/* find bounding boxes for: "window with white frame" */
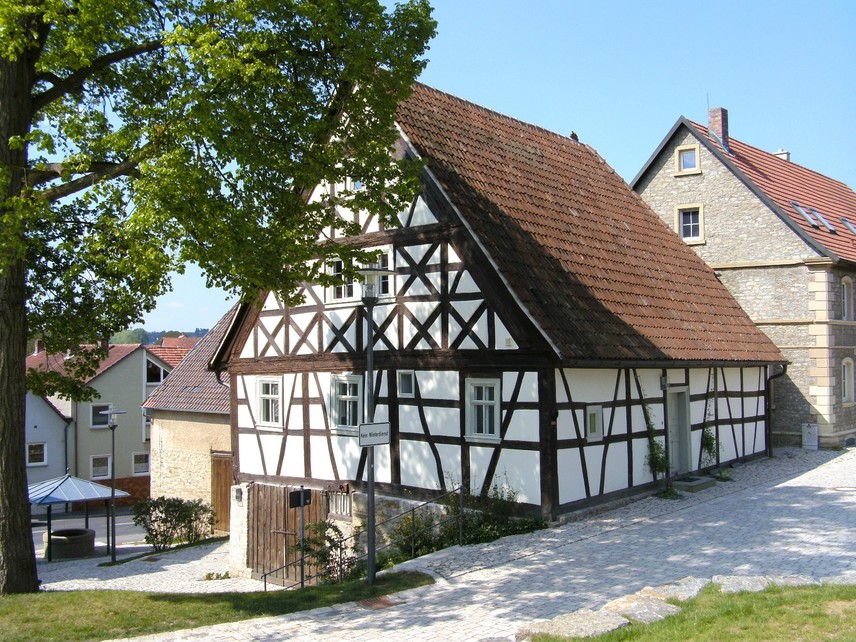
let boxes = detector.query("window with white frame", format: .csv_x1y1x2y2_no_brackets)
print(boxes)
378,252,392,296
675,144,701,175
258,379,281,426
329,259,355,301
331,375,363,431
843,358,854,404
466,378,500,440
586,405,604,442
675,205,704,244
91,454,111,480
398,370,415,398
132,452,150,476
842,277,853,321
146,359,167,384
91,403,111,429
27,443,47,467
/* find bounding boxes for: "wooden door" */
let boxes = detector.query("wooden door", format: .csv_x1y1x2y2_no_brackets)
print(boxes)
248,483,329,586
210,452,233,533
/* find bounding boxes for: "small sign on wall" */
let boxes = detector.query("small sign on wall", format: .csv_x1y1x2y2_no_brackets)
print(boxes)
288,488,312,508
359,422,391,447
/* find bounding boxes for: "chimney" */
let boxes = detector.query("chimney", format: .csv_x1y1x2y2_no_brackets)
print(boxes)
100,336,110,351
708,107,729,148
774,149,791,162
33,339,44,356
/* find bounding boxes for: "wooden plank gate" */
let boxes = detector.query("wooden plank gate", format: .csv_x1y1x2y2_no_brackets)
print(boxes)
248,483,329,586
210,452,233,534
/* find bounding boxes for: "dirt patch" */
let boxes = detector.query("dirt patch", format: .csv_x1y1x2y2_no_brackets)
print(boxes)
824,600,856,617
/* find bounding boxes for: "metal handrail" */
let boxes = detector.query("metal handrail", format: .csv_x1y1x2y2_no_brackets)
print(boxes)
262,486,464,591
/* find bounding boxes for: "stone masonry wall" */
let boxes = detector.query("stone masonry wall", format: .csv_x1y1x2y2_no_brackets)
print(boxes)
149,411,231,502
634,128,856,445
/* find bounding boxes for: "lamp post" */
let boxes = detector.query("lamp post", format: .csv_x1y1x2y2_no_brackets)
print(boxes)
357,264,393,585
102,408,126,563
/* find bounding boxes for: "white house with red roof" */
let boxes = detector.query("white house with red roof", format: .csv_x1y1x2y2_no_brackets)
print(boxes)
210,84,785,582
26,342,193,500
633,108,856,448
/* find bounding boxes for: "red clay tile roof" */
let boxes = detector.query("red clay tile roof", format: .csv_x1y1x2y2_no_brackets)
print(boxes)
395,84,783,364
686,119,856,263
26,344,144,382
143,306,236,414
161,336,202,349
148,345,194,367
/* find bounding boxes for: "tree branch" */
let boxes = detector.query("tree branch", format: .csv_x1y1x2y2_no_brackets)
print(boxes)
31,39,164,113
38,157,141,202
25,162,135,188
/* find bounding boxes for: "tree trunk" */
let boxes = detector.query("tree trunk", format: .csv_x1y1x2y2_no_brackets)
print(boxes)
0,49,40,594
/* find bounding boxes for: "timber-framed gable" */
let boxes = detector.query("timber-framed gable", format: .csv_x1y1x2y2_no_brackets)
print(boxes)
219,84,785,580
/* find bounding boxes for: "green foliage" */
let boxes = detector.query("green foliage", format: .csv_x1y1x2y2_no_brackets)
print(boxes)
2,0,436,397
646,437,669,479
388,508,440,562
1,0,436,593
386,483,546,565
701,426,718,468
110,327,151,344
291,520,357,584
131,496,215,551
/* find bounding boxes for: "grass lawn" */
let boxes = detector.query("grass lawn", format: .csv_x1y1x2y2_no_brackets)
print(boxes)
534,584,856,642
0,571,432,642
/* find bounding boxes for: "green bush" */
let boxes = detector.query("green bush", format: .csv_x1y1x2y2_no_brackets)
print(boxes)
292,521,358,584
437,483,545,547
389,509,439,560
131,496,215,551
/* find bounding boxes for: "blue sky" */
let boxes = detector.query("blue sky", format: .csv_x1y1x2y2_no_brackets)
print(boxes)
143,0,856,331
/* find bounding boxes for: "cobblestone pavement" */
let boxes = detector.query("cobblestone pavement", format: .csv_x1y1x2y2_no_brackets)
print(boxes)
39,447,856,641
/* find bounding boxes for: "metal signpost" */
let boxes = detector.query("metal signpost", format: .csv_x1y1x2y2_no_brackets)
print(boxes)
357,264,393,585
289,486,311,588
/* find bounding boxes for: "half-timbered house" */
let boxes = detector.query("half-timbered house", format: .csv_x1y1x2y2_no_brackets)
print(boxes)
212,84,785,579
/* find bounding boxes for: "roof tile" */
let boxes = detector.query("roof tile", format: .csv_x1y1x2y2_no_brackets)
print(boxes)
396,84,783,364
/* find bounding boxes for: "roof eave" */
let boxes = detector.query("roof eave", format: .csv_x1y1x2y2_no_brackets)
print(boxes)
208,303,249,373
629,116,690,188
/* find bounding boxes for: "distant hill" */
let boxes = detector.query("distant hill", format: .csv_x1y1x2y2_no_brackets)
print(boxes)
111,328,210,345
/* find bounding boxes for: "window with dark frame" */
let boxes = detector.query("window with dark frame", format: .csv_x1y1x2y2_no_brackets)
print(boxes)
91,403,111,428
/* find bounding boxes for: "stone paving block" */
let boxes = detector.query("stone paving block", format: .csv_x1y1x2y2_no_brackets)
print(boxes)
766,574,820,587
600,594,682,624
516,609,628,641
637,575,710,601
712,574,771,593
821,573,856,585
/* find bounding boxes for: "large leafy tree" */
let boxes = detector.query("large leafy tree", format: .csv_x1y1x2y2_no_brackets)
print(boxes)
0,0,434,594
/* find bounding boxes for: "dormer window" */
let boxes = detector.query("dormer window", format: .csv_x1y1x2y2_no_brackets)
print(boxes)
675,144,701,176
791,202,819,228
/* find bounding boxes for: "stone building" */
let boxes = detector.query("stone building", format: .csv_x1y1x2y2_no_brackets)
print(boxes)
143,306,236,531
632,108,856,447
